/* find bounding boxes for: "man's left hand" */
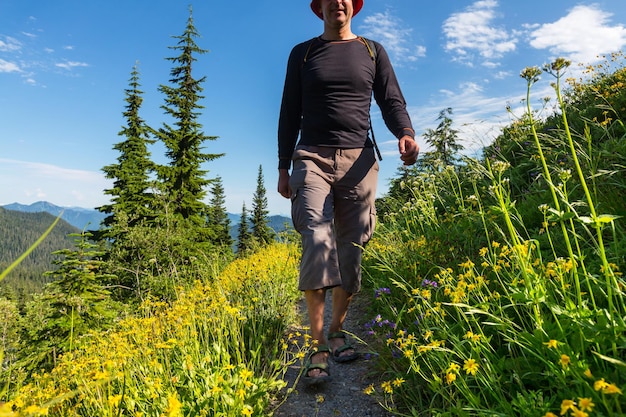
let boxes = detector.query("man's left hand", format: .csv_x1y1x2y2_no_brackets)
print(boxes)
399,136,419,166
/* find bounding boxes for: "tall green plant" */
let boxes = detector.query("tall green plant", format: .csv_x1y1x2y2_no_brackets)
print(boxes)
361,57,626,416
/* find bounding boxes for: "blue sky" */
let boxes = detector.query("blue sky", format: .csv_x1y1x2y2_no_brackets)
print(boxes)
1,1,625,215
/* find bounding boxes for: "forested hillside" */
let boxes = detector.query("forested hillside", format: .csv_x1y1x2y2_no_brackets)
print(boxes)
0,207,78,296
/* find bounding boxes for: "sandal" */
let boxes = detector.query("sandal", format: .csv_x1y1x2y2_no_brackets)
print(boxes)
302,345,332,385
328,332,359,363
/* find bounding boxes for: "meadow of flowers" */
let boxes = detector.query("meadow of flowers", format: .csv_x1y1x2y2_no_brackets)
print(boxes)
360,57,625,416
1,243,302,416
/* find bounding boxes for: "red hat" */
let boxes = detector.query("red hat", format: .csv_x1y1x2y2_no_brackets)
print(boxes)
310,0,364,20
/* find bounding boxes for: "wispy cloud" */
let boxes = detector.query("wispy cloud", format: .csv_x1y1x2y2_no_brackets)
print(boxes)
0,159,110,208
0,35,22,52
528,4,626,64
443,0,517,67
358,10,427,65
55,60,89,71
0,58,21,73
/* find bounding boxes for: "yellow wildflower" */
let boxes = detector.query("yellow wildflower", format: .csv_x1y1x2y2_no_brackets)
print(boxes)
583,368,593,379
544,339,558,349
392,377,406,387
445,372,457,384
571,407,588,417
463,358,479,375
603,383,623,395
241,405,253,417
316,394,325,403
560,354,571,369
578,397,594,412
239,368,254,380
165,393,182,417
381,380,393,394
543,413,557,417
236,389,246,400
108,394,123,408
447,363,460,374
560,399,575,415
23,405,47,416
363,384,375,395
594,378,608,391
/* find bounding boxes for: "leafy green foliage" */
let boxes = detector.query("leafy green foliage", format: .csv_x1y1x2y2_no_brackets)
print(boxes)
363,55,626,416
19,232,120,375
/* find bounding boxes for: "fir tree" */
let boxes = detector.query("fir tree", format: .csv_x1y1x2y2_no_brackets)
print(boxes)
251,165,274,245
22,232,119,373
155,7,223,226
236,202,253,255
207,176,233,249
421,107,463,170
98,64,156,242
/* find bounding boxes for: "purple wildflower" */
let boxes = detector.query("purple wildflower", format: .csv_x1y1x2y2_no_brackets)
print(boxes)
374,287,391,299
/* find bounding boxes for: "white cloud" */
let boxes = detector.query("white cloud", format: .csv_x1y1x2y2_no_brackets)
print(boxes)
359,11,427,65
528,4,626,64
443,0,517,66
0,59,20,73
0,35,22,52
55,60,89,70
0,159,111,208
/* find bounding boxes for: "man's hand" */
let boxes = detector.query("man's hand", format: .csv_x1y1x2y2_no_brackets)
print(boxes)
399,136,419,166
278,169,292,199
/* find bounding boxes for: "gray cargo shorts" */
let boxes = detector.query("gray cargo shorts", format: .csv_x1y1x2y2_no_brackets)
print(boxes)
289,145,378,294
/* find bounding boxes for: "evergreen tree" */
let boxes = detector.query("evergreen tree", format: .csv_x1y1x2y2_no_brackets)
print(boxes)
155,7,223,227
98,64,156,242
21,232,119,373
207,176,233,249
421,108,464,170
251,165,274,245
236,202,253,255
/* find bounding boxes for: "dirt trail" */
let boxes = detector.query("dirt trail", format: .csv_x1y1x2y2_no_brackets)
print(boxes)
272,290,392,417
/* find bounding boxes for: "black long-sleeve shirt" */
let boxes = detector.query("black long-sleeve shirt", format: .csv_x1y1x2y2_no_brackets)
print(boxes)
278,36,414,170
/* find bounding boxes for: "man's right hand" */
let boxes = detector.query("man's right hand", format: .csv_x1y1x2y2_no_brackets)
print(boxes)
278,169,292,199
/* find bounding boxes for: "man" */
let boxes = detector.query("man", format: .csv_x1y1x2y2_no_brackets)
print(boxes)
277,0,419,384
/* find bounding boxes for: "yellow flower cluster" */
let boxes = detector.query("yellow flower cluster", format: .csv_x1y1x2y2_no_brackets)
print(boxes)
6,243,301,416
363,378,406,396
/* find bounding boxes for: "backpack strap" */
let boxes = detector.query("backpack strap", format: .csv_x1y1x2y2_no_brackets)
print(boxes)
358,37,377,62
359,37,382,161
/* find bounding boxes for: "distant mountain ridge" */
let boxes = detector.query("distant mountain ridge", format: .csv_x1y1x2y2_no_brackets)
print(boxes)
3,202,292,234
2,202,106,230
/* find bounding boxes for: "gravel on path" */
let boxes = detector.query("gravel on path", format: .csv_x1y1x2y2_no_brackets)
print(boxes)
271,289,394,417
